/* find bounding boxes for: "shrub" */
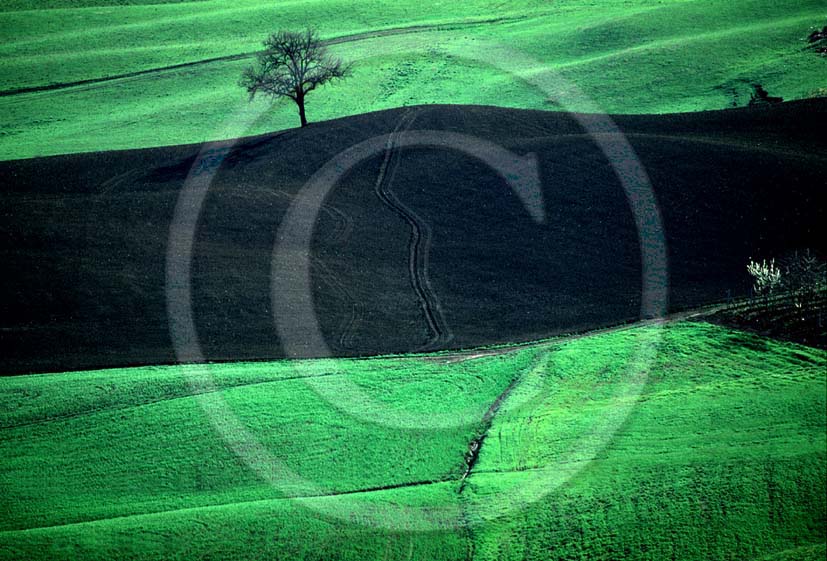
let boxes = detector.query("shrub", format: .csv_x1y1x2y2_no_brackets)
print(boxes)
747,258,782,296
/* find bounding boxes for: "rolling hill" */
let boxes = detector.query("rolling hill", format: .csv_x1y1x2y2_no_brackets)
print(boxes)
3,3,825,560
1,0,825,159
0,321,824,560
2,101,826,374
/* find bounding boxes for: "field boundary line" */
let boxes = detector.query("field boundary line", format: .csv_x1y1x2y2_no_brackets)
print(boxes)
0,477,457,535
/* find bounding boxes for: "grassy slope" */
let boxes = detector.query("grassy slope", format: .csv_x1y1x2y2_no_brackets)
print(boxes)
1,322,824,560
1,0,824,160
0,350,538,530
465,323,827,560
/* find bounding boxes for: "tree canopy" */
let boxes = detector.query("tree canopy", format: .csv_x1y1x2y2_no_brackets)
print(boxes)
240,29,351,127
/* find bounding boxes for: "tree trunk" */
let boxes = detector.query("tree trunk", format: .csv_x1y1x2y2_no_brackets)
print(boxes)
297,95,308,127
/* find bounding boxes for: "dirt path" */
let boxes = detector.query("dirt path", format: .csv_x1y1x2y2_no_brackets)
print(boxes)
0,16,526,98
372,109,453,350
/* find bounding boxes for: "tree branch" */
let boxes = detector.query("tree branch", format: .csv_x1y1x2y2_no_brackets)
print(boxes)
240,28,352,126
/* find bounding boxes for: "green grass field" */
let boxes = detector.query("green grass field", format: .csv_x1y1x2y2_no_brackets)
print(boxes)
1,321,824,560
1,0,825,160
2,3,825,558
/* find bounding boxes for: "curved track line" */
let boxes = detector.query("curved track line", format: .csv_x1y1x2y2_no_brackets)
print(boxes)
312,258,363,351
0,16,526,98
270,189,360,349
372,109,453,350
271,189,353,246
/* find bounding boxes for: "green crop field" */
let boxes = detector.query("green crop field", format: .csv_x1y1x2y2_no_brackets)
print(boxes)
2,2,825,559
1,0,825,160
1,321,824,560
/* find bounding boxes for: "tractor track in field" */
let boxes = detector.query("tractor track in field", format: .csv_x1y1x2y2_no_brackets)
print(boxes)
270,188,353,247
312,258,363,351
372,108,453,351
270,188,362,349
0,16,526,99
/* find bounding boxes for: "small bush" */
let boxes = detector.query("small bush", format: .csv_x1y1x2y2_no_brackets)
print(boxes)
747,258,782,296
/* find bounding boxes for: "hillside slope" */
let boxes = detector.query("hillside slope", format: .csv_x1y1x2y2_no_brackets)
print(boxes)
1,101,826,374
0,0,825,159
0,322,824,560
465,323,826,560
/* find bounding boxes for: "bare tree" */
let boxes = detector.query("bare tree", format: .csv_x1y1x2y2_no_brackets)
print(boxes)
240,29,351,127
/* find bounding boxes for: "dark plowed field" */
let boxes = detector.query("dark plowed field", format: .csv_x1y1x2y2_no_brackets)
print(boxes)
2,101,825,374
